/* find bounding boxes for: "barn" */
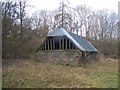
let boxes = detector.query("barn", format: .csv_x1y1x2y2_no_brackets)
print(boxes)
36,28,99,66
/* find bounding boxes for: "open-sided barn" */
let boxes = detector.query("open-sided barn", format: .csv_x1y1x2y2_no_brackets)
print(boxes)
36,28,99,66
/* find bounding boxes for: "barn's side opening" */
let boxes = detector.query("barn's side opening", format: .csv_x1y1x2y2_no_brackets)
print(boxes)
39,36,77,51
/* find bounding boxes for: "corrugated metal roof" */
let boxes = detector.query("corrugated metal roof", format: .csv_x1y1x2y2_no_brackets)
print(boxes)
68,32,98,52
47,28,66,36
47,28,98,52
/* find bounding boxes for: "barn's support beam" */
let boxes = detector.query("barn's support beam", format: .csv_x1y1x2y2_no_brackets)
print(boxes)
53,39,55,50
67,39,68,49
81,52,86,66
62,38,64,49
50,39,52,50
48,39,49,50
59,38,61,50
65,38,67,50
69,40,71,49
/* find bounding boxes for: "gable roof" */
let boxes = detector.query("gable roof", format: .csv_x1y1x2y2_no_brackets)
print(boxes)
47,28,98,52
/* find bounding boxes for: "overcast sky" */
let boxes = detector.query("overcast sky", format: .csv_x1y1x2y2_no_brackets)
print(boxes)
26,0,119,16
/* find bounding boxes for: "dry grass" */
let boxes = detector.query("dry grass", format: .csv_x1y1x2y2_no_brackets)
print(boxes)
2,58,118,88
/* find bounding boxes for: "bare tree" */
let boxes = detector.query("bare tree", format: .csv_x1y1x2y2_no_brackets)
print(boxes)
2,1,19,38
31,10,49,37
75,5,91,36
18,0,26,36
54,0,73,31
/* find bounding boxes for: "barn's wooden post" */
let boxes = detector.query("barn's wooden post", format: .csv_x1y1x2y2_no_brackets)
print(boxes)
69,40,71,49
48,39,49,50
59,38,61,50
62,38,64,49
65,38,67,50
81,52,86,66
50,39,52,50
53,39,55,50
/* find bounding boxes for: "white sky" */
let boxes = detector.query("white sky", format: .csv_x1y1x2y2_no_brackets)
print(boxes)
26,0,119,16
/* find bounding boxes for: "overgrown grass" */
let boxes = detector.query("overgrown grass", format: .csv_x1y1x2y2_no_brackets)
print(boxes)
2,58,118,88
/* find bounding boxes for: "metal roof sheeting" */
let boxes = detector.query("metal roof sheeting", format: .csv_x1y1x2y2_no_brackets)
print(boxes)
47,28,98,52
47,28,66,36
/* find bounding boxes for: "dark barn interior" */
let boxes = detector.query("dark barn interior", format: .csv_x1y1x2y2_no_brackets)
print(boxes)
40,36,77,50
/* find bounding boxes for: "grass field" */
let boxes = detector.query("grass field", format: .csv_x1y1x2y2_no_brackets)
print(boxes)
2,58,118,88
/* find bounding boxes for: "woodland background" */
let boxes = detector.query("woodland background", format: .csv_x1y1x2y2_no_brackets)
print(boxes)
2,0,119,59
